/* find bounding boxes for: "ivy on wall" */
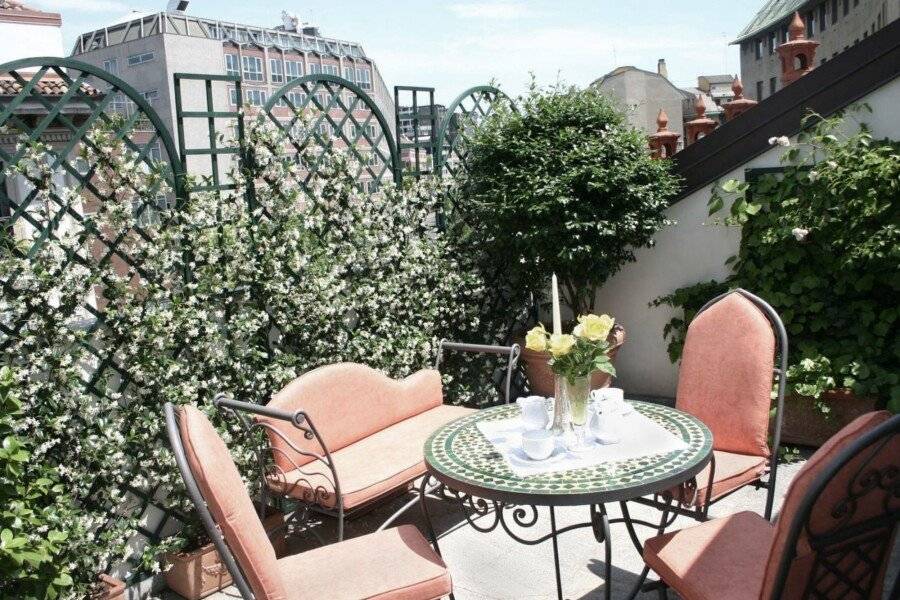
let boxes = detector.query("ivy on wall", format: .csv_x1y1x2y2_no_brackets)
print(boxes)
653,109,899,414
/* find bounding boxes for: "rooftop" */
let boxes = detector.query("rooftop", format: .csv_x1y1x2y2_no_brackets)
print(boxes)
72,9,369,61
732,0,806,44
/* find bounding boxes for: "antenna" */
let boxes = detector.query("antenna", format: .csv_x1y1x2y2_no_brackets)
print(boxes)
167,0,189,13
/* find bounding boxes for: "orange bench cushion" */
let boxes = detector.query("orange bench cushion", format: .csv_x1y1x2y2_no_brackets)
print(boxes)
644,510,774,600
269,404,473,509
667,450,767,507
280,524,451,600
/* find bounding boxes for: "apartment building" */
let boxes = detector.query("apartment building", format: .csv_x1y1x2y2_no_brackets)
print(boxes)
734,0,898,100
70,3,395,183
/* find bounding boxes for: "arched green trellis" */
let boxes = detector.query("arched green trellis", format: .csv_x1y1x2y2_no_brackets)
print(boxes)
263,74,402,190
0,56,185,581
434,84,513,182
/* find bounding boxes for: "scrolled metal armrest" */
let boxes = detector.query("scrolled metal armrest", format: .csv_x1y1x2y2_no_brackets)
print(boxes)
214,393,314,439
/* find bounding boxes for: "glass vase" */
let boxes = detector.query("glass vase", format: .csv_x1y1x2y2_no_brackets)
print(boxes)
550,374,571,436
561,374,592,452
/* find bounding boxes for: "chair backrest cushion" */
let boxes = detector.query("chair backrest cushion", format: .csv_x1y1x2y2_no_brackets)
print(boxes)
761,410,895,599
260,364,443,472
676,291,775,457
178,405,286,600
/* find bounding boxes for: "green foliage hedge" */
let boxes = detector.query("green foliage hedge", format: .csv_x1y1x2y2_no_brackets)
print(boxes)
456,83,681,319
654,110,899,413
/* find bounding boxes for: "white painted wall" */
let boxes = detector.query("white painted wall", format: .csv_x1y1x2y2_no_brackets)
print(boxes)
593,75,900,398
0,22,63,64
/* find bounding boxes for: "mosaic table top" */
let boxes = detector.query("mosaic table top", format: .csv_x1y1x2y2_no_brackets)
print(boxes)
424,400,713,505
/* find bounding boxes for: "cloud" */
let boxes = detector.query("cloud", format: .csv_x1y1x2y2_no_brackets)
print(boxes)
29,0,130,12
448,1,536,20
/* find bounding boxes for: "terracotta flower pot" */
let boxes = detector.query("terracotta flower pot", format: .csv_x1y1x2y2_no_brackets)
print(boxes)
90,574,125,600
778,389,878,447
519,325,626,397
164,510,287,600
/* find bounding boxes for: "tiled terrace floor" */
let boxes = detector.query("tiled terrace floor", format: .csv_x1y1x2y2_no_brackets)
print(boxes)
177,458,833,600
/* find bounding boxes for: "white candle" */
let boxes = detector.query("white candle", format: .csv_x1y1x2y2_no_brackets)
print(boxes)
551,273,562,335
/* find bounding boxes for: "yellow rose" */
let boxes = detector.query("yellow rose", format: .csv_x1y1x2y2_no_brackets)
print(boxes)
548,334,576,357
573,313,615,342
524,325,548,352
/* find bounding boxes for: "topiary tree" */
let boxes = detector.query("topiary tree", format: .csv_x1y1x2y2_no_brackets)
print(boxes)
454,83,681,320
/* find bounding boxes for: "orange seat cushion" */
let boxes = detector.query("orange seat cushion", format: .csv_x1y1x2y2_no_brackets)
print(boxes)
644,510,774,600
676,292,775,457
269,404,474,509
280,524,451,600
667,450,767,507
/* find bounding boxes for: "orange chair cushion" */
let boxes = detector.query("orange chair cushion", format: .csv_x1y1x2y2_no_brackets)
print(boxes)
269,404,474,509
644,510,774,600
667,450,767,507
259,365,444,472
761,410,894,600
178,405,287,600
676,292,775,458
280,524,451,600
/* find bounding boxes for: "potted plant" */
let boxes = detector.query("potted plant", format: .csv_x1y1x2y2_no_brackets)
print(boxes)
453,83,680,393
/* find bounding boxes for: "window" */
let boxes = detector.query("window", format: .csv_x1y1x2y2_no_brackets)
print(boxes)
356,68,371,90
110,92,128,115
285,60,303,79
768,31,777,53
148,141,162,162
769,77,776,95
244,88,267,106
343,67,355,82
755,80,763,100
285,91,306,107
309,63,321,74
142,90,158,105
843,0,849,15
818,4,827,31
781,25,788,44
242,56,263,81
127,51,154,66
831,0,838,23
269,58,284,83
754,37,763,59
321,64,339,76
103,58,118,75
225,54,240,77
805,11,815,37
229,87,239,106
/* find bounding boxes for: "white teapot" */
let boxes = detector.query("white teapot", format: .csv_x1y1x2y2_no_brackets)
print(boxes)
516,395,550,431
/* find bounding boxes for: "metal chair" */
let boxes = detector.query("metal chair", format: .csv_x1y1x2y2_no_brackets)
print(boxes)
631,288,788,524
164,402,453,600
639,411,899,599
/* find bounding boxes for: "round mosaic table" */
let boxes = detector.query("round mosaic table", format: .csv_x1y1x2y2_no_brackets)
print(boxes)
419,400,713,600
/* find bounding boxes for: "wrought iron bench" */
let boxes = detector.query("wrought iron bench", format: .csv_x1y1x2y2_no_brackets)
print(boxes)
218,341,520,542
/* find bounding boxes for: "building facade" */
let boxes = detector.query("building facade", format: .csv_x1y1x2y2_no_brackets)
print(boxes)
70,4,395,181
734,0,899,101
592,61,695,148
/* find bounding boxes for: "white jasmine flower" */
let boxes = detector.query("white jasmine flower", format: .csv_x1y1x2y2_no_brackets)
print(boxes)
792,227,810,241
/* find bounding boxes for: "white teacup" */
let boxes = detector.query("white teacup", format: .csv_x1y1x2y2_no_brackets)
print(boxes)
516,395,550,431
522,429,555,461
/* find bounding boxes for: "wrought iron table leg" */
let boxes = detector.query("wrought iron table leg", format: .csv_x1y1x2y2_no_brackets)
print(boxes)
549,506,564,600
620,497,673,600
588,504,612,600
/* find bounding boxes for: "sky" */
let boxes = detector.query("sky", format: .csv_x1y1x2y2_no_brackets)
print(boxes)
29,0,766,104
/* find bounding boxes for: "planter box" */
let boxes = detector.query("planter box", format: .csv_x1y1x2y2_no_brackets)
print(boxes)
779,389,877,447
519,325,626,397
90,574,125,600
164,511,286,600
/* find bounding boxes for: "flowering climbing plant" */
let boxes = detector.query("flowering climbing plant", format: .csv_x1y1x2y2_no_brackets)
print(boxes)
1,111,512,594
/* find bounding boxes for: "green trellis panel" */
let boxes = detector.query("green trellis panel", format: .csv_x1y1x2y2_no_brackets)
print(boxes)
0,56,186,583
